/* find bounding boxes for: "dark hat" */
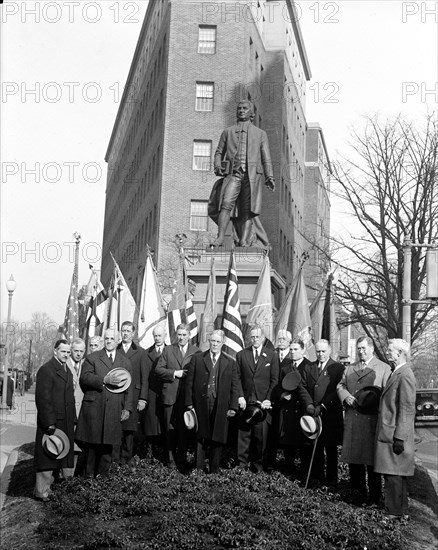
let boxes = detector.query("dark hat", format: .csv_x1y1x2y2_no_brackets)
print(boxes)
300,415,322,440
282,370,301,392
355,386,382,414
104,367,132,393
184,409,198,431
42,428,70,460
242,403,267,425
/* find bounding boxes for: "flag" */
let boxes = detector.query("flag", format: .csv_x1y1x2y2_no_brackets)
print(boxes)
137,253,167,349
85,269,108,338
199,257,216,351
310,273,340,358
244,254,274,345
167,250,198,345
62,261,80,342
104,254,137,333
275,267,314,358
221,251,244,359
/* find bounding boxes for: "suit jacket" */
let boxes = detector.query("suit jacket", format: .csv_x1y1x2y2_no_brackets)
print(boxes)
155,343,201,406
236,346,279,404
214,123,274,217
301,358,345,446
185,351,239,444
118,342,149,431
337,356,391,465
374,363,416,476
66,357,85,419
34,357,76,470
75,349,133,445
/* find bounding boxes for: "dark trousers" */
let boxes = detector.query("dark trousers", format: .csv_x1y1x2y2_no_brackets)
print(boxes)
349,463,382,504
120,430,135,465
302,441,338,484
84,443,118,477
238,418,268,472
163,398,187,467
384,474,409,515
196,440,222,473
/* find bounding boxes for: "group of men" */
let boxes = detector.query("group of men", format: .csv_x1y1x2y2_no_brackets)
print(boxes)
34,324,416,520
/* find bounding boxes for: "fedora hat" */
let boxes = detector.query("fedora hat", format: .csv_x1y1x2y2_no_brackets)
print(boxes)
242,403,267,425
184,408,198,431
355,386,382,414
42,428,70,460
300,415,322,440
282,370,302,392
104,367,132,393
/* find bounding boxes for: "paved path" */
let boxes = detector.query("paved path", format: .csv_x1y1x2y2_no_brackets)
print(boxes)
416,426,438,494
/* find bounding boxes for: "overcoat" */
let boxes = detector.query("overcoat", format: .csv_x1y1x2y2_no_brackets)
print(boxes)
139,344,166,436
301,358,345,446
118,342,148,432
75,349,133,446
273,355,312,446
213,123,274,218
34,357,76,471
185,351,239,444
374,363,416,476
236,346,279,426
337,357,391,465
155,344,201,406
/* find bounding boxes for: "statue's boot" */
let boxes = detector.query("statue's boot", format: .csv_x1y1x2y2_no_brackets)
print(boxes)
239,219,252,247
213,210,231,246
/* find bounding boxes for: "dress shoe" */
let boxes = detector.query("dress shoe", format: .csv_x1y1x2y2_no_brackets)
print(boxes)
34,495,49,503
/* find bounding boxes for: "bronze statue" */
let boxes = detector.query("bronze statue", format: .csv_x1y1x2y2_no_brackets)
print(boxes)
209,100,275,248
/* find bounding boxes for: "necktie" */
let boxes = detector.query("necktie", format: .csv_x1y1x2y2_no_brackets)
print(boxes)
254,349,259,363
212,353,217,366
74,363,80,377
157,346,162,355
293,361,297,369
109,353,114,364
360,361,366,369
318,362,323,373
180,346,185,359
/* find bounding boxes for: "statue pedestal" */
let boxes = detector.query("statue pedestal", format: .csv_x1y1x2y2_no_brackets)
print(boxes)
187,247,286,323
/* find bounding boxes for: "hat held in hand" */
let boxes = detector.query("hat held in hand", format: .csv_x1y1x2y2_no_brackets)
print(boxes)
355,386,382,414
242,402,267,425
184,409,198,431
282,370,301,392
42,428,70,460
300,415,322,440
104,367,132,393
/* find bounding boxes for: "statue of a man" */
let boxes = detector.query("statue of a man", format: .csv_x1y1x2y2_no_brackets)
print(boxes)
209,100,275,248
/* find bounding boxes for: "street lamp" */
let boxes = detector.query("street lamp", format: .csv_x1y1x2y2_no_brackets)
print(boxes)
2,275,16,409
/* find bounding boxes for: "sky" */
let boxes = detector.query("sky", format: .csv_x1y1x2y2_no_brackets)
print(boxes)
1,0,437,325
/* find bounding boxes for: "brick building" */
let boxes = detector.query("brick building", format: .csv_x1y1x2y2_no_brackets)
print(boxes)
102,0,330,321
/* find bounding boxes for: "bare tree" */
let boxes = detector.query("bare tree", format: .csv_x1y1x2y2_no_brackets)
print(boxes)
329,114,437,359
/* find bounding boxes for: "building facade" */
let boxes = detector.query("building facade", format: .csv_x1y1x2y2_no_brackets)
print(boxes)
102,0,329,321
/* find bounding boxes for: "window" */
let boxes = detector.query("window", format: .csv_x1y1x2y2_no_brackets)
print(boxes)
193,140,212,170
195,82,214,111
190,201,208,231
198,25,216,54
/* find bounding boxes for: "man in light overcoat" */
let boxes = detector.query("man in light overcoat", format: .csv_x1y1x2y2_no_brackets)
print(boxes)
374,339,416,519
337,336,391,504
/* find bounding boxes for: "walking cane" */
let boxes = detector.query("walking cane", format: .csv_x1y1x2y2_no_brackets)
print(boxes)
304,431,319,489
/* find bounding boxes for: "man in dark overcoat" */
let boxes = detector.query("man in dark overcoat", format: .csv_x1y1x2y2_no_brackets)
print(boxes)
236,325,279,472
118,321,149,465
337,336,391,504
274,335,312,474
76,329,133,476
155,323,201,469
301,339,345,486
139,324,167,444
185,330,239,473
34,339,76,501
211,100,275,248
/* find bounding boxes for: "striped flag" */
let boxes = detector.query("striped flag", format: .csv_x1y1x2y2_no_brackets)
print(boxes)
167,250,198,345
221,251,244,359
244,254,273,345
85,269,108,338
104,254,137,333
62,235,81,342
199,257,216,351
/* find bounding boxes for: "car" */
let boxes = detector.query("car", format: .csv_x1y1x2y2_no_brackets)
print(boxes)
415,388,438,426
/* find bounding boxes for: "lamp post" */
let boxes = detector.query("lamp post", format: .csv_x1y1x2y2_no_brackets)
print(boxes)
2,275,16,409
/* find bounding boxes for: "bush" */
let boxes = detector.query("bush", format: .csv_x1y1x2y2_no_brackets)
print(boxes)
37,458,406,549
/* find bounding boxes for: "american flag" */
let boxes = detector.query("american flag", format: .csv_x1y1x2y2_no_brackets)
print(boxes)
167,250,198,345
62,239,80,342
221,251,243,359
